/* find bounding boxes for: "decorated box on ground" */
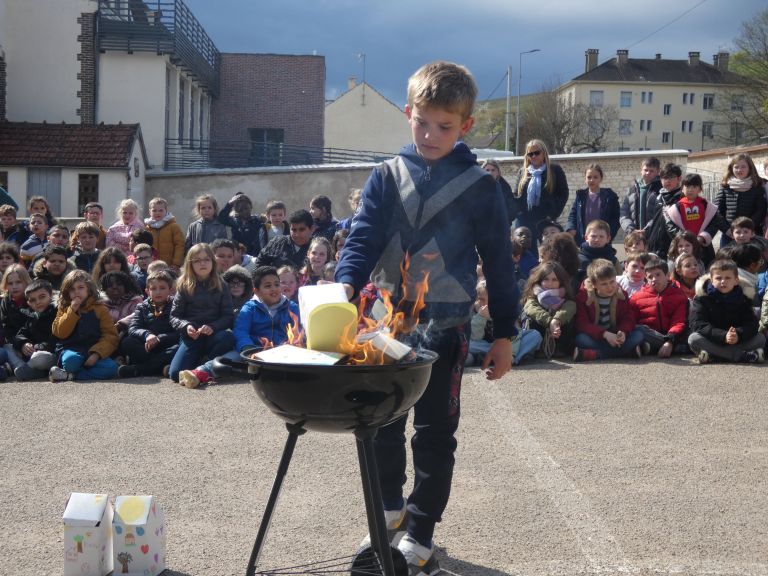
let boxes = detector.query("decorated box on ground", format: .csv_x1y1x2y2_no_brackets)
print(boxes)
62,492,113,576
112,495,166,575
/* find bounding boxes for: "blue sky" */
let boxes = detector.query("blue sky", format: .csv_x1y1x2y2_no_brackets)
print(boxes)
185,0,764,108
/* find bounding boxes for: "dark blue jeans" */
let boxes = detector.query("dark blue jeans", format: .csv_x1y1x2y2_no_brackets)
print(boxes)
120,335,180,376
169,330,235,382
374,323,468,548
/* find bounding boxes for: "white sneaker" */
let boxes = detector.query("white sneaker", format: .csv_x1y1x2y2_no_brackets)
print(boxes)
49,366,71,382
359,504,408,548
397,534,439,576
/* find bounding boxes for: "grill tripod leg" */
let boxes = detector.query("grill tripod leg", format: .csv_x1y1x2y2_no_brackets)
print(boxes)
355,429,401,576
246,423,306,576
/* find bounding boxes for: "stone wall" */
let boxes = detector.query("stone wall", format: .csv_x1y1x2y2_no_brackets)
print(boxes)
76,12,96,125
688,144,768,181
146,149,690,232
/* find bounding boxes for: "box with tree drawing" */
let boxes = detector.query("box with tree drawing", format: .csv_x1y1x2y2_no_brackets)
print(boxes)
112,495,166,575
62,492,113,576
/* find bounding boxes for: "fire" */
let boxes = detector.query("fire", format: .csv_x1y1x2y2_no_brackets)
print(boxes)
259,337,274,350
286,310,304,346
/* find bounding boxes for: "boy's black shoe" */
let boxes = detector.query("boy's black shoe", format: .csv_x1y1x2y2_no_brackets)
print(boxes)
739,349,765,364
118,364,142,378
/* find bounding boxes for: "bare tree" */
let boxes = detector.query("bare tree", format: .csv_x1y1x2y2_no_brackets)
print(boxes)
567,103,619,153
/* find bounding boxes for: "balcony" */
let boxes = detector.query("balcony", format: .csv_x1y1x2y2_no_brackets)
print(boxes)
164,139,392,171
97,0,220,96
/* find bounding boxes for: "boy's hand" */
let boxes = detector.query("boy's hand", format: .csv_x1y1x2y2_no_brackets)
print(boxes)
343,283,355,301
145,334,160,352
481,338,513,380
616,330,626,345
22,343,35,357
726,326,739,345
70,297,82,312
478,304,490,319
229,192,244,205
186,325,200,340
550,319,561,338
199,325,213,336
604,331,620,347
84,352,99,367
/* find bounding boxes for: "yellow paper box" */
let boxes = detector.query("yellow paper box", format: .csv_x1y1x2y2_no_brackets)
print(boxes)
63,492,113,576
113,495,166,576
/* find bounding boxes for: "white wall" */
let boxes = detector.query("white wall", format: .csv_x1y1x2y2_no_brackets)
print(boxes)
2,0,95,123
98,53,167,168
2,168,29,213
325,83,411,155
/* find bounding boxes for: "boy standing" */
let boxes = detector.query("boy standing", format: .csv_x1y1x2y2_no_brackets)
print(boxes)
629,257,688,357
689,259,765,363
261,200,290,245
144,197,184,270
217,192,265,256
620,157,662,234
336,62,517,572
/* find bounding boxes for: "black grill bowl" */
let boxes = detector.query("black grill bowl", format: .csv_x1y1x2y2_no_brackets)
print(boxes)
242,350,438,433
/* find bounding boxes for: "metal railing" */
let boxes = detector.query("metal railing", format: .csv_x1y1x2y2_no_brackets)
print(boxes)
97,0,220,95
164,139,392,170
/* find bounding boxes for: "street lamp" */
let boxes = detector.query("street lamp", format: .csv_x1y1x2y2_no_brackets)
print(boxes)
515,49,541,156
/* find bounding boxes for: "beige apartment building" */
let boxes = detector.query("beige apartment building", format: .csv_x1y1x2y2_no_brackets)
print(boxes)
558,49,746,153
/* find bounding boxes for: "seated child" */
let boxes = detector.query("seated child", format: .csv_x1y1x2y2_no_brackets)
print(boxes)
0,264,32,380
511,234,538,290
28,196,58,228
69,221,101,274
277,265,299,303
178,265,298,388
0,242,20,277
574,258,643,361
623,230,647,257
50,270,120,381
0,204,30,246
126,229,156,265
539,232,581,293
12,279,57,379
521,261,577,358
576,219,618,285
300,237,332,286
145,197,184,270
106,199,144,255
31,245,76,291
731,216,768,273
629,257,689,357
222,265,253,315
667,231,703,278
19,213,48,265
118,270,180,378
100,271,144,333
130,243,153,291
617,252,650,298
717,241,762,306
535,218,564,248
469,279,541,366
689,258,765,364
671,253,703,301
70,202,107,250
92,246,133,288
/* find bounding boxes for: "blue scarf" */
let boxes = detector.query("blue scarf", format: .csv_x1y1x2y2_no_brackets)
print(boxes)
526,164,546,210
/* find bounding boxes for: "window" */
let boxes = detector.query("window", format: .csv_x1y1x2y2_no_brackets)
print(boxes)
702,122,714,139
683,93,688,105
689,93,694,105
178,78,186,143
730,122,744,142
663,104,671,115
688,121,694,132
589,90,604,107
618,146,630,152
189,89,196,148
620,91,632,107
681,120,687,132
646,120,652,132
647,91,653,104
640,120,645,131
703,94,714,110
731,95,744,111
662,132,670,144
641,92,646,104
619,119,632,135
78,174,99,216
0,171,7,192
249,128,285,167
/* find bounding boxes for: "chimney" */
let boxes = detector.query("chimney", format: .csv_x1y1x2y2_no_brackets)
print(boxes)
585,48,598,73
616,49,629,65
688,51,700,66
347,76,357,91
655,53,662,60
714,51,729,71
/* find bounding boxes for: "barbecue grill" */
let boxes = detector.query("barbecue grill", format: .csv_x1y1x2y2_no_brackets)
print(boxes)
238,348,438,576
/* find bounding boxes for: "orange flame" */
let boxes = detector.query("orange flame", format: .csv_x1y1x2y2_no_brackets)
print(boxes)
286,310,305,346
259,337,274,350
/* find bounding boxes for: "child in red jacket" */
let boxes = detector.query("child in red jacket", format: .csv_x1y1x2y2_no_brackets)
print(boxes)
574,258,643,361
629,256,689,357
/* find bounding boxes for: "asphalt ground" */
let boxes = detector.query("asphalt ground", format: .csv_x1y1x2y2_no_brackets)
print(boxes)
2,354,767,576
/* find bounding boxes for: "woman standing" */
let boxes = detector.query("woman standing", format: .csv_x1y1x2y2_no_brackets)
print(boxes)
512,139,569,249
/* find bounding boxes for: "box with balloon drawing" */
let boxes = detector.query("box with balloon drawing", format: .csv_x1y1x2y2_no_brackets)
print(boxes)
112,495,166,576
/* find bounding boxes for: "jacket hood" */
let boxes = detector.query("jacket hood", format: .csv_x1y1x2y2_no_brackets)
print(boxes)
145,214,176,228
398,142,477,171
694,274,746,299
223,264,254,295
583,277,627,305
32,257,76,278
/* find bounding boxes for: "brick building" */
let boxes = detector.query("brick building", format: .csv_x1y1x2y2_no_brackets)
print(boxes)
210,53,326,168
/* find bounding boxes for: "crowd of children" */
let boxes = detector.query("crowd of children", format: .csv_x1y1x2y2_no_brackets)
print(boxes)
0,192,352,383
468,154,768,368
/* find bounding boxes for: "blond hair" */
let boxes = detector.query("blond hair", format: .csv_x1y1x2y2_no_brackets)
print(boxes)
517,139,556,196
148,197,168,209
177,243,222,296
407,61,477,120
58,269,100,310
1,263,31,294
116,198,140,219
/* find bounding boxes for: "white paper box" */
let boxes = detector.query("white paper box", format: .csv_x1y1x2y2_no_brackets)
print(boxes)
113,495,166,576
298,282,348,322
63,492,113,576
